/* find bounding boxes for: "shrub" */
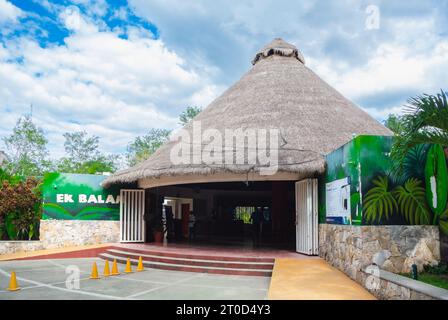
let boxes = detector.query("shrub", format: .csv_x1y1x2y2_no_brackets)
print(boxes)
423,262,448,275
0,177,42,240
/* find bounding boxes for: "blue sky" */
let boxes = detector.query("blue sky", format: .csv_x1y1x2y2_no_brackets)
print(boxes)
0,0,447,159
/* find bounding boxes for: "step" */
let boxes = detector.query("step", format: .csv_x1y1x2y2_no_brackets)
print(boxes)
99,253,273,277
105,249,274,270
109,246,275,263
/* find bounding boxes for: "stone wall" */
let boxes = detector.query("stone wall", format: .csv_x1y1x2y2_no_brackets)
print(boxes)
319,224,440,285
0,219,120,255
0,241,44,255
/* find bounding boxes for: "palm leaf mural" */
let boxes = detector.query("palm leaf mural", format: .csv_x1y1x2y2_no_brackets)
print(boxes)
393,178,431,225
404,144,429,179
363,176,398,224
439,208,448,235
77,206,119,220
388,144,429,185
43,203,75,220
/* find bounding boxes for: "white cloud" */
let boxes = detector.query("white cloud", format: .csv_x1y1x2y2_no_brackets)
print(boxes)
0,0,22,23
308,41,448,99
128,0,448,123
306,15,448,120
2,0,448,159
0,7,221,158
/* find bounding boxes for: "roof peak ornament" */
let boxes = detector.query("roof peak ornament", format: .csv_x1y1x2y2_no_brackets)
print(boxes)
252,38,305,65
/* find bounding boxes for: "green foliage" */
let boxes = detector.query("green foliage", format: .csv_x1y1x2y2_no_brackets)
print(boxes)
423,262,448,275
0,168,21,185
179,106,202,126
56,131,117,174
440,208,448,235
234,207,253,224
63,131,100,162
391,90,448,168
388,144,429,186
0,177,42,240
393,178,431,225
2,114,51,177
126,128,171,166
384,114,405,134
363,176,398,224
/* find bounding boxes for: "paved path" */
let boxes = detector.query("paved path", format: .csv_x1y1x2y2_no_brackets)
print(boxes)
0,258,270,300
268,258,376,300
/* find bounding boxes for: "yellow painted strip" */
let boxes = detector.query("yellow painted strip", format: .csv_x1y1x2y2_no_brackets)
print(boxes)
268,258,376,300
0,243,112,261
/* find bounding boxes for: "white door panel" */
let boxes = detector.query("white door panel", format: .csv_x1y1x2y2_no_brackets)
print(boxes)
120,189,145,242
295,179,319,255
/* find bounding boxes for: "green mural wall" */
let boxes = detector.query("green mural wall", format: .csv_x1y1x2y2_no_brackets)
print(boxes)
320,135,448,234
42,173,120,221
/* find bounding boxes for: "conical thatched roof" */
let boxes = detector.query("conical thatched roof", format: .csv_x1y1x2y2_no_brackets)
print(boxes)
104,38,391,187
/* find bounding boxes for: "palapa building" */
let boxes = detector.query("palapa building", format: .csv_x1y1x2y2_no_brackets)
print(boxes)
102,38,394,251
14,38,441,299
105,38,390,187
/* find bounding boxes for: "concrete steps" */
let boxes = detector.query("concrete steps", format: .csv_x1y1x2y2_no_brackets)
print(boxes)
98,247,274,277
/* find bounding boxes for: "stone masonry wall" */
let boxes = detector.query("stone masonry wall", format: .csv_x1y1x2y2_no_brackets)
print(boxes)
319,224,440,285
0,219,120,255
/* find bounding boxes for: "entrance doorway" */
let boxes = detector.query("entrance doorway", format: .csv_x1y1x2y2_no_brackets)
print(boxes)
144,181,296,249
119,179,319,254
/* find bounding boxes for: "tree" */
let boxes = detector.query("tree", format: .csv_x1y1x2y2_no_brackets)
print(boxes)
57,131,116,174
126,129,171,166
125,106,202,167
62,131,100,163
391,90,448,166
2,114,51,177
179,106,202,126
384,114,405,134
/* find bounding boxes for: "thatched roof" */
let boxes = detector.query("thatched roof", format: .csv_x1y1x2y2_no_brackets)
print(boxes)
104,38,391,187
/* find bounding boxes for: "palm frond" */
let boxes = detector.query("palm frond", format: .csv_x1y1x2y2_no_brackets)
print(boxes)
393,178,431,225
363,176,398,224
391,90,448,168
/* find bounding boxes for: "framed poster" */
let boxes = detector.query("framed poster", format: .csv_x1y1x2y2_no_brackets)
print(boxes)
325,177,351,224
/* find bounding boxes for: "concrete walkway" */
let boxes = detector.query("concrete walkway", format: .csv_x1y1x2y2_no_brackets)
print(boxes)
0,258,270,300
268,258,376,300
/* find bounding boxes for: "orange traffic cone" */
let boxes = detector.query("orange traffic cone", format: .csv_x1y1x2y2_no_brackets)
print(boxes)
7,271,20,291
124,258,133,273
90,262,100,279
111,259,120,276
103,260,111,277
137,256,144,272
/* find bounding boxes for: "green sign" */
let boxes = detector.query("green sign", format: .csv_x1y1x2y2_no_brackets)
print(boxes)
42,173,120,221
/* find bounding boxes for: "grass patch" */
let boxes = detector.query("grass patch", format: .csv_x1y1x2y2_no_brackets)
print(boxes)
401,262,448,290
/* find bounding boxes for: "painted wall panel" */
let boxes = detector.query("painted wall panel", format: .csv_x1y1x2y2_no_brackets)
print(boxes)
320,135,448,233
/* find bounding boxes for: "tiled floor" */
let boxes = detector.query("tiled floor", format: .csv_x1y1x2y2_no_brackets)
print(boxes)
0,258,270,300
